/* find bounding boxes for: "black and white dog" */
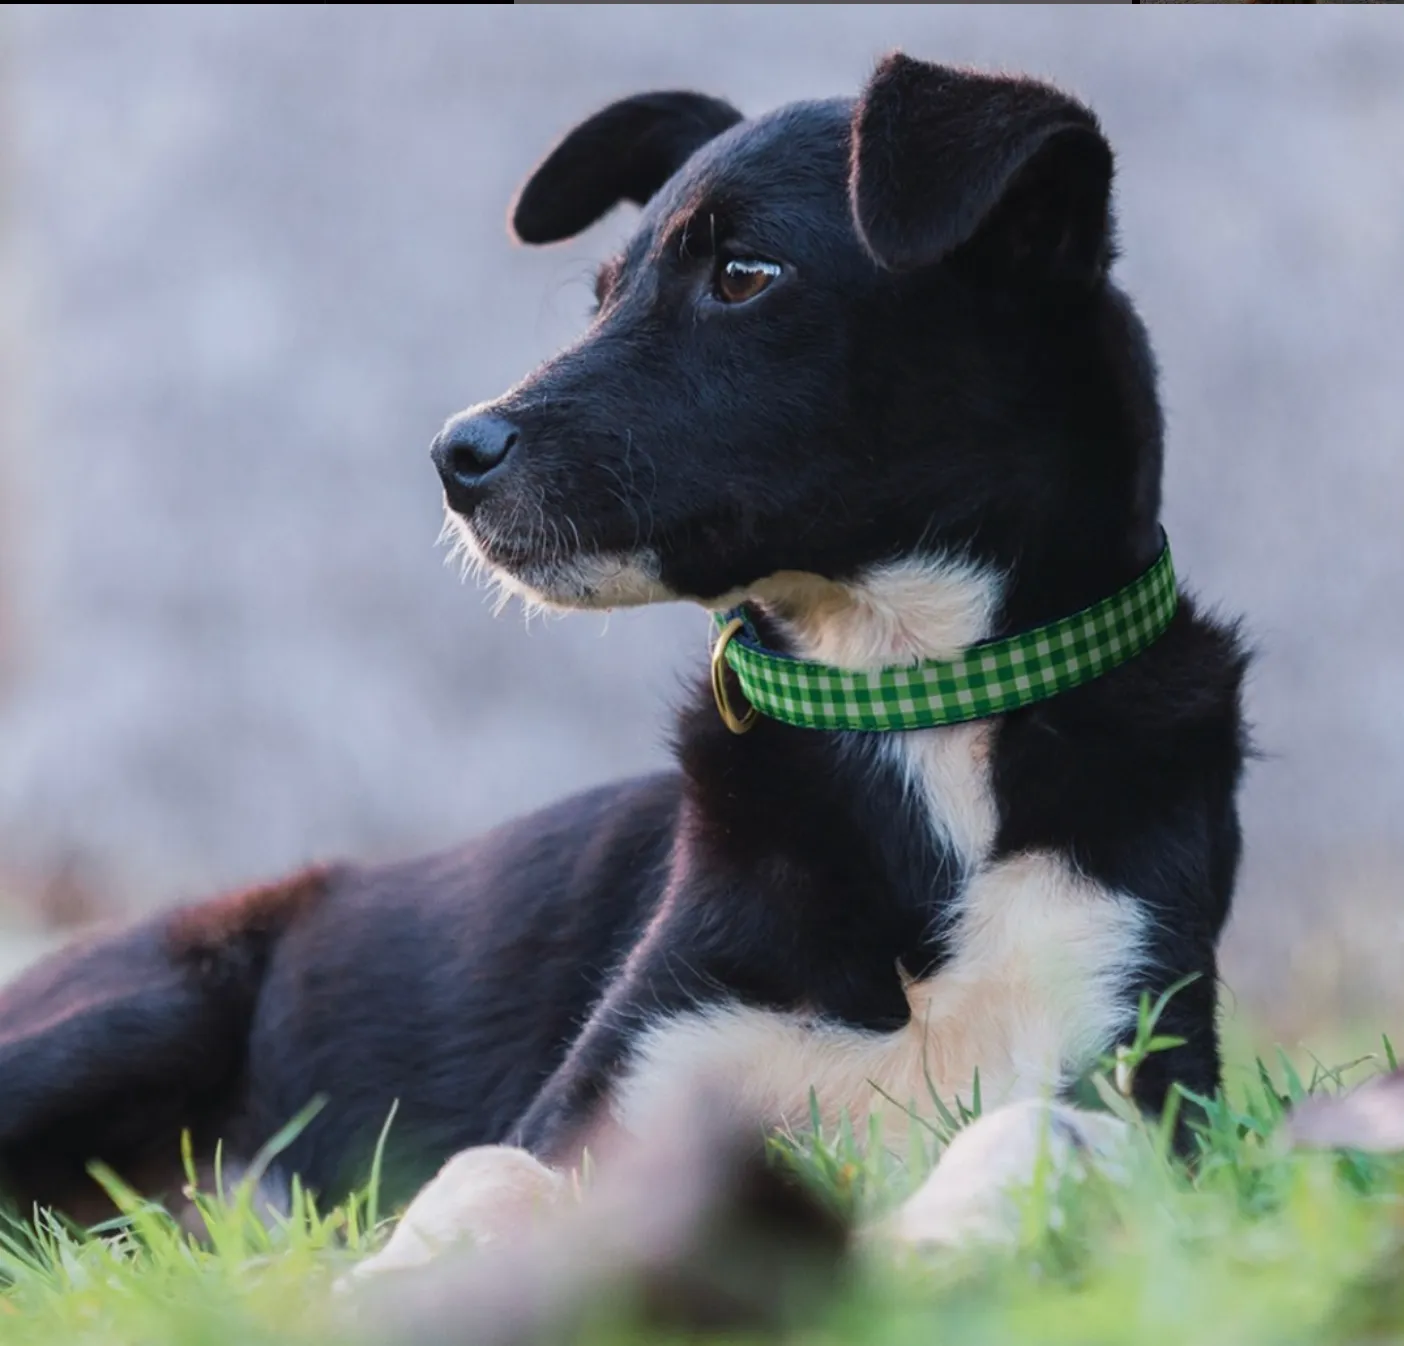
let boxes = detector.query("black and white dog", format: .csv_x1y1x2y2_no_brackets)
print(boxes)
0,55,1246,1263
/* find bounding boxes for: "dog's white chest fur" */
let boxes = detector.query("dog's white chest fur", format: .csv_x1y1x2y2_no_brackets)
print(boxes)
611,557,1149,1145
613,722,1147,1146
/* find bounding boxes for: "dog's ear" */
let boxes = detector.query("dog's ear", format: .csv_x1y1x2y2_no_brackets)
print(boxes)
511,92,743,245
850,54,1113,284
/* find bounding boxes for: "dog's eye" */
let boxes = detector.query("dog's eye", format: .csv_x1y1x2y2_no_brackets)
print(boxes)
715,258,781,305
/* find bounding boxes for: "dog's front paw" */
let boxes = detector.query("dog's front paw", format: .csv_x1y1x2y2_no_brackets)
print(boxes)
340,1145,565,1286
879,1099,1129,1249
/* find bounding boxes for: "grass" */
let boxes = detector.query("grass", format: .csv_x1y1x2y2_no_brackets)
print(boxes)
1,1005,1402,1346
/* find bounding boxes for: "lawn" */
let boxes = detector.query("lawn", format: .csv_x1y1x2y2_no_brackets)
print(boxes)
1,1009,1401,1346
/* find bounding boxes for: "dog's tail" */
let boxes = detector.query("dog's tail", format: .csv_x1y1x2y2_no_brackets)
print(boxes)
0,866,329,1223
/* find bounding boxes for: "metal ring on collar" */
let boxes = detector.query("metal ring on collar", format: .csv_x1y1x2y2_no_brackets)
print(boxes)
710,616,759,735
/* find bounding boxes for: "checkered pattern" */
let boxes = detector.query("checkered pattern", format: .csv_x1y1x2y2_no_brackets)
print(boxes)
715,540,1178,732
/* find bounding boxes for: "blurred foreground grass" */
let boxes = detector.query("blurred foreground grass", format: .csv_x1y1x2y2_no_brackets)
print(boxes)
0,1000,1401,1346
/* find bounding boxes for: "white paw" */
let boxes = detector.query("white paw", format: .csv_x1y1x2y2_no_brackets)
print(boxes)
339,1145,565,1286
881,1099,1129,1249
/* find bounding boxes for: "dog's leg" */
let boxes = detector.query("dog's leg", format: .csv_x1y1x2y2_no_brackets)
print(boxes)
341,1145,567,1283
346,1101,1133,1284
343,941,698,1284
887,959,1220,1250
0,868,328,1220
880,1099,1130,1248
1121,957,1222,1147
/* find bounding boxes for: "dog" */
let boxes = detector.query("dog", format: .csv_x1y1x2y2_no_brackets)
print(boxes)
0,53,1247,1264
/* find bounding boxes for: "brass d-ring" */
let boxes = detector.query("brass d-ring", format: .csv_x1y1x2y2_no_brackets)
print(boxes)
710,617,759,735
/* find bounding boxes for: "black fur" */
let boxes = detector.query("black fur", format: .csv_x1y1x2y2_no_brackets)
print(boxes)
850,53,1113,281
0,55,1246,1217
510,91,743,245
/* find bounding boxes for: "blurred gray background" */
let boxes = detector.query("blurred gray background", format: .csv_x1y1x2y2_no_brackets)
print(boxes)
0,6,1400,1028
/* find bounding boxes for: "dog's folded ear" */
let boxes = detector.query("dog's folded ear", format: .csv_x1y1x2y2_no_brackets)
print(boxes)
850,54,1113,285
511,92,743,245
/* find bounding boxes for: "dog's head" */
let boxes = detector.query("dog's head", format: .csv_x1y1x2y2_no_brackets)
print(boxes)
436,55,1163,643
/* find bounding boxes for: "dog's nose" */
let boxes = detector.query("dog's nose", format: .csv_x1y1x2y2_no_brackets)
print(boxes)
431,413,520,501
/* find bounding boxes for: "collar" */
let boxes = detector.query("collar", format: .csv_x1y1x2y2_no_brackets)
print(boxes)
709,536,1178,733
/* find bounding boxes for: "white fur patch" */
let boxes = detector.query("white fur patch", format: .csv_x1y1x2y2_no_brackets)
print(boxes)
540,549,674,610
441,507,674,613
612,852,1146,1148
739,553,1003,667
748,555,1004,861
882,1099,1132,1247
340,1145,564,1285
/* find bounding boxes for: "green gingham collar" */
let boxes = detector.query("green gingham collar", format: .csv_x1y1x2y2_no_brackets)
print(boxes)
710,537,1178,734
